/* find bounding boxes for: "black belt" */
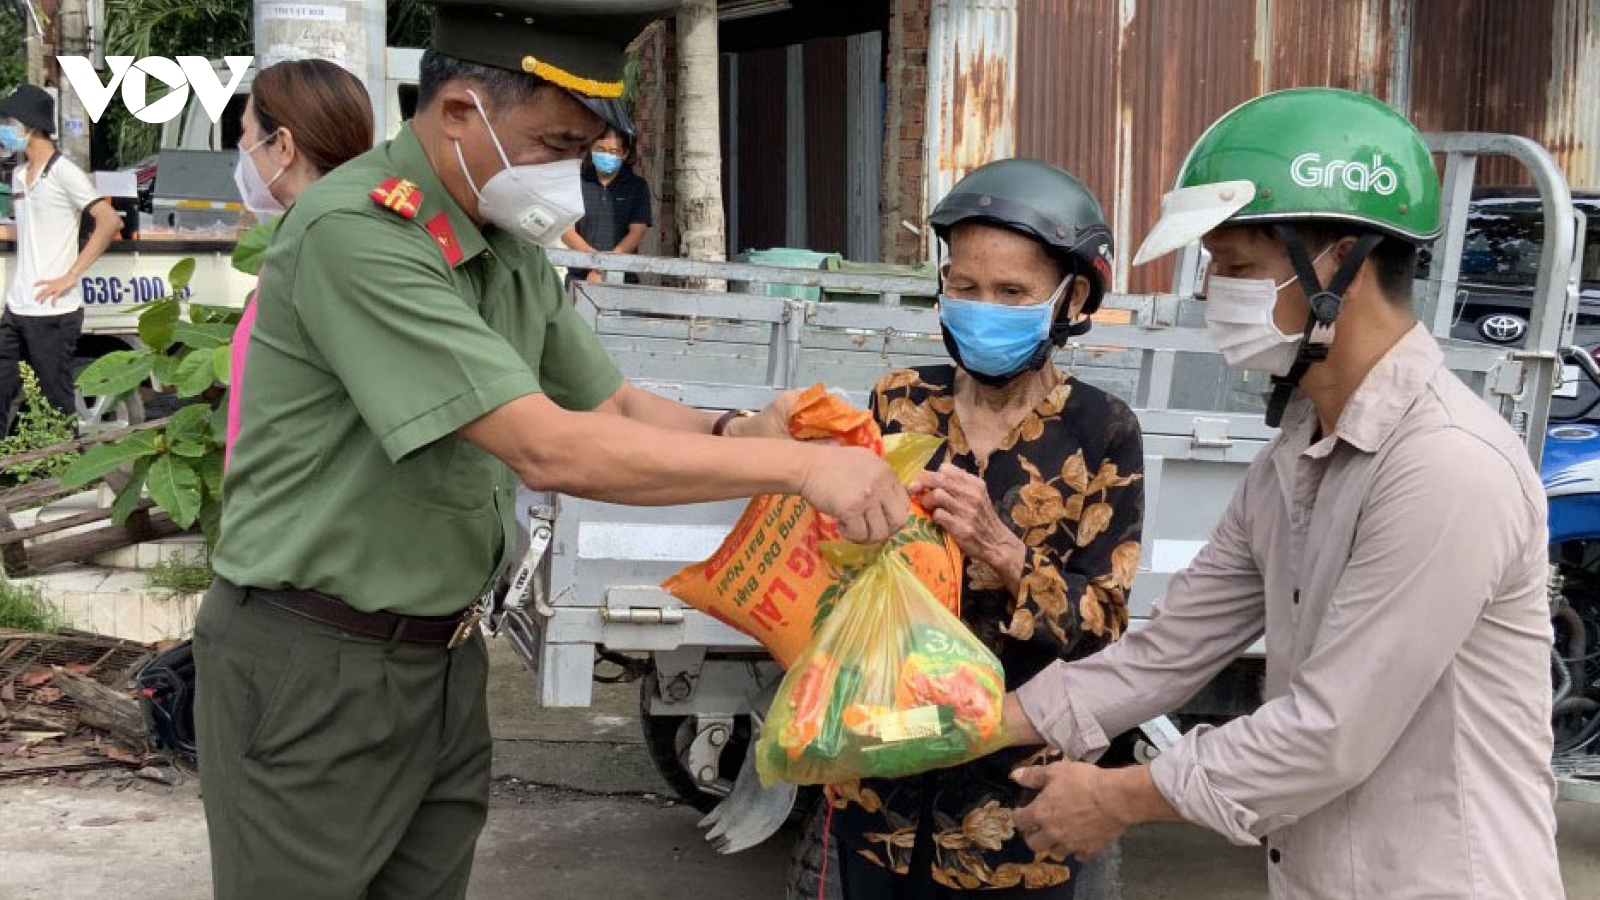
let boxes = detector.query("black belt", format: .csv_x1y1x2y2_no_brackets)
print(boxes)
250,587,468,646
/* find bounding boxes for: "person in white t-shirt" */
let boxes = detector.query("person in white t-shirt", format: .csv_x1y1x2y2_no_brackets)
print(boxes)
0,84,121,432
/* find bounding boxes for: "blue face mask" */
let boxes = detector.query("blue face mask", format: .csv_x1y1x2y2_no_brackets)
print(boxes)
0,124,27,154
591,150,623,176
938,276,1072,379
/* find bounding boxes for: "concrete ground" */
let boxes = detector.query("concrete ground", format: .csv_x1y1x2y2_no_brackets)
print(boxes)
2,639,1597,899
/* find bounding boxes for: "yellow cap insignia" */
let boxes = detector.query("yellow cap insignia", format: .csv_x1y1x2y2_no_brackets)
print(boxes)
520,55,624,99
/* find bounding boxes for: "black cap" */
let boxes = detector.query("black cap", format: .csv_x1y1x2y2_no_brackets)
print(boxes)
0,84,55,135
427,1,679,135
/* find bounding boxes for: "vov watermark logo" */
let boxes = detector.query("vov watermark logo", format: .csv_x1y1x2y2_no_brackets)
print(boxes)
56,56,254,125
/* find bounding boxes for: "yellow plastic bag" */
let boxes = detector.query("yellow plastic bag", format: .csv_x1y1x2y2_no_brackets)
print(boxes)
756,549,1007,786
664,387,961,667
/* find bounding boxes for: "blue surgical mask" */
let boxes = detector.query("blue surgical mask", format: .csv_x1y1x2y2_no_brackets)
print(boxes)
591,150,623,176
0,124,27,154
938,276,1072,379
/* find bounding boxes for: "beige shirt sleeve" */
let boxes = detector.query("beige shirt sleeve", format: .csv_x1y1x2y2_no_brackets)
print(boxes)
1148,430,1541,845
1015,463,1268,761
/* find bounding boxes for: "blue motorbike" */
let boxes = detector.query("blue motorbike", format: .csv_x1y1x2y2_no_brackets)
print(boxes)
1541,348,1600,754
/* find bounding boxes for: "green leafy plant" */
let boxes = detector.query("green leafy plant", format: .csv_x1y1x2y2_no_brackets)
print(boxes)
0,364,81,484
388,0,433,47
0,11,25,98
102,0,253,166
0,580,62,632
144,549,213,598
62,259,236,544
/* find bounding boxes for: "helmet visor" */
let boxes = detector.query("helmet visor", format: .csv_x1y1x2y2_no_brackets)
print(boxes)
1133,180,1256,266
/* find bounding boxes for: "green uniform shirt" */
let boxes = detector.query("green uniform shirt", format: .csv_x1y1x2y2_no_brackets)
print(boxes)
213,125,623,616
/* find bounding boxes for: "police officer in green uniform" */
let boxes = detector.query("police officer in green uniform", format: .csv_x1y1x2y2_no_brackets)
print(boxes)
194,3,910,898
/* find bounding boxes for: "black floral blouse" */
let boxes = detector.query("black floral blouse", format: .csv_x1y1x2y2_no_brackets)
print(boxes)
832,364,1145,892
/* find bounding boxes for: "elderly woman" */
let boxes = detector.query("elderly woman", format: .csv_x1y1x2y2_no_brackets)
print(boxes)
829,159,1144,899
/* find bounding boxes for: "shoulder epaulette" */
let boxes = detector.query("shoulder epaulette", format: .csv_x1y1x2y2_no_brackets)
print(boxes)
370,177,422,219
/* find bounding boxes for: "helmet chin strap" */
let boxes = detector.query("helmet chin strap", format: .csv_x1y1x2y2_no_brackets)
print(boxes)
1264,226,1385,428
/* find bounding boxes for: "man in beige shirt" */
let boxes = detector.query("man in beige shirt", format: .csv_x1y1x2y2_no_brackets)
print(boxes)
1003,89,1564,899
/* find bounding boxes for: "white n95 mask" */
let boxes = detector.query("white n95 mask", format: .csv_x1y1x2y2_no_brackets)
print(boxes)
455,90,585,247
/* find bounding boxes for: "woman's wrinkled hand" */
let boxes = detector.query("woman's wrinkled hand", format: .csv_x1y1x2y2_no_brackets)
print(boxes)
914,464,1024,579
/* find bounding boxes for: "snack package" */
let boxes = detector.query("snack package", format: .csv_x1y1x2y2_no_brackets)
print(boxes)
756,550,1007,786
663,386,961,667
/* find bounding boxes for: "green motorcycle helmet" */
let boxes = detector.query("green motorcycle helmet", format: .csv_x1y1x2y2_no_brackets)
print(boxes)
1133,87,1442,266
930,158,1115,318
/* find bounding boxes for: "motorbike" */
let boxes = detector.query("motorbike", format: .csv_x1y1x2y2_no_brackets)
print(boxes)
1541,348,1600,757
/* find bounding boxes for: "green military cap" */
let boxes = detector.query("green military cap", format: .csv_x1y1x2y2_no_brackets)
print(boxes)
428,0,681,134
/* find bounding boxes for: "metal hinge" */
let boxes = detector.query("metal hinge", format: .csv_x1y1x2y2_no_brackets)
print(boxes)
1191,416,1233,449
599,607,686,625
1488,358,1528,398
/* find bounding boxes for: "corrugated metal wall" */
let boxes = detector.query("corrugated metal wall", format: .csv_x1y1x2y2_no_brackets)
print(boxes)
999,0,1600,292
1410,0,1600,192
804,38,852,255
924,0,1019,258
1408,0,1558,188
730,48,791,252
1545,0,1600,191
1016,0,1263,292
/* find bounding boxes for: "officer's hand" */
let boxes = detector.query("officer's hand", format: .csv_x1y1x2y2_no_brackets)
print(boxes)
798,445,909,544
585,270,604,284
730,389,802,440
35,275,74,305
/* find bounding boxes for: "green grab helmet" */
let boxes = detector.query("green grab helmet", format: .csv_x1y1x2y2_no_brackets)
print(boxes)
1133,87,1442,266
930,158,1115,316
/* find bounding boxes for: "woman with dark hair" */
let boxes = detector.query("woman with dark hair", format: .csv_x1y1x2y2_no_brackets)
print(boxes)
562,124,654,284
232,58,374,221
227,59,374,460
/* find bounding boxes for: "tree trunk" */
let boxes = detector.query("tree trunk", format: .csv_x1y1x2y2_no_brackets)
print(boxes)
24,12,45,86
674,0,727,291
54,0,92,168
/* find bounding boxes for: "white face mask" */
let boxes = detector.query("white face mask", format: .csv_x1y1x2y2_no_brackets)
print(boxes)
455,90,585,247
1203,246,1334,376
233,132,286,220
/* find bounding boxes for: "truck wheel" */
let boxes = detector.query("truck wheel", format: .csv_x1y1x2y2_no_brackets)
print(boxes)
638,670,751,813
786,803,843,900
73,356,144,433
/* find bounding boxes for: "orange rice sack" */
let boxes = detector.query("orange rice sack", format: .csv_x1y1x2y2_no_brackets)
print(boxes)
663,386,961,667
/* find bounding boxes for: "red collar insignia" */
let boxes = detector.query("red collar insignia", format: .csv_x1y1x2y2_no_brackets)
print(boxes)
425,212,464,267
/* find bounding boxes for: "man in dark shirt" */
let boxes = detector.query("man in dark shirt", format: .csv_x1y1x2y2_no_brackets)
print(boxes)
563,126,652,283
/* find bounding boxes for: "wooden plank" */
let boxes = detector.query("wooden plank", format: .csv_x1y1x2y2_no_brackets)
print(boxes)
9,510,183,576
51,670,146,750
0,750,113,778
0,500,155,547
0,505,25,576
0,417,168,470
0,479,80,510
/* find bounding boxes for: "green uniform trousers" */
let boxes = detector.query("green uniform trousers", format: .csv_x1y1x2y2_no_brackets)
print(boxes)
193,579,492,900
